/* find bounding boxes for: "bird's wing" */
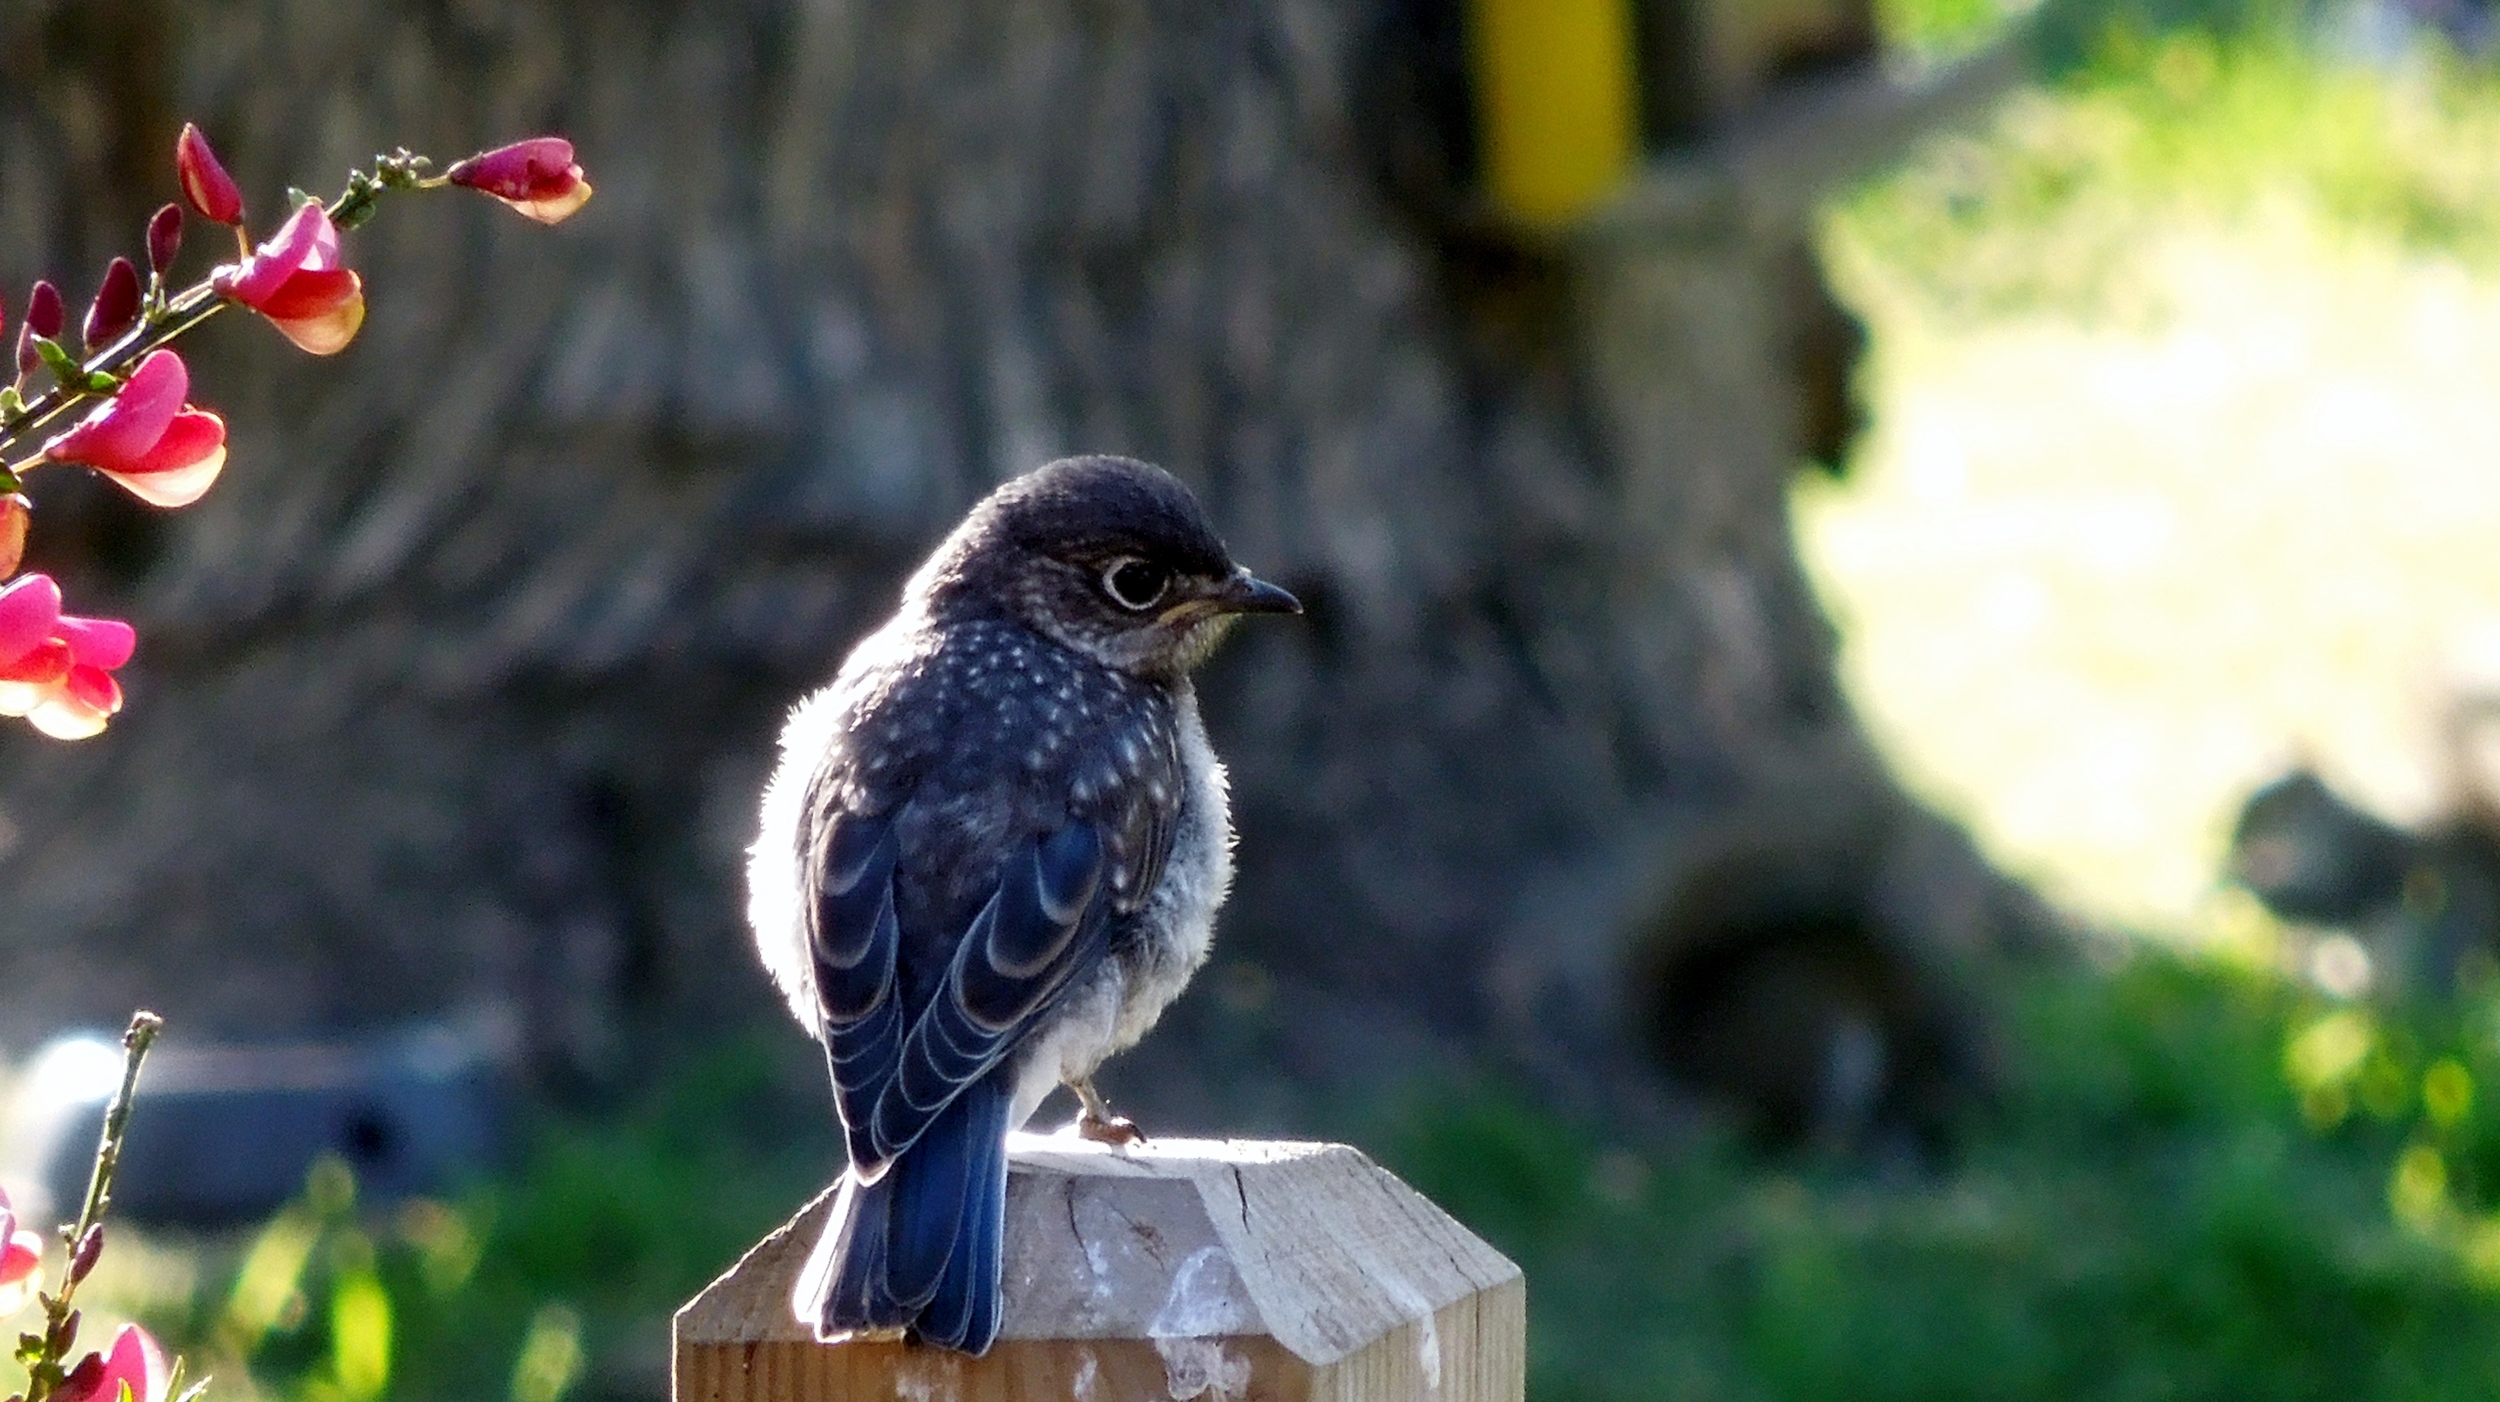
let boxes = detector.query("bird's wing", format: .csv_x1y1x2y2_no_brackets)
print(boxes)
806,789,1163,1181
862,820,1115,1170
803,802,909,1177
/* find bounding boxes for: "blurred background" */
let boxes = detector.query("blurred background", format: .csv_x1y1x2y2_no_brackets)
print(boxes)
9,0,2500,1396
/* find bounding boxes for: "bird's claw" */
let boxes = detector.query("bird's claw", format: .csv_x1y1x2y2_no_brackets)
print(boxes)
1075,1110,1148,1148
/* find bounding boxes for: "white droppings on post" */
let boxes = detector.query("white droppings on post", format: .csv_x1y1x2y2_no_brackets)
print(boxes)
1071,1348,1100,1402
1154,1337,1251,1401
1147,1247,1251,1339
1149,1244,1255,1400
1376,1267,1443,1393
891,1352,961,1402
1082,1236,1113,1299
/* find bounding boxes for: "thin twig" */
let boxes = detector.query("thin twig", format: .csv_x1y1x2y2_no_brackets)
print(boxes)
16,1011,163,1402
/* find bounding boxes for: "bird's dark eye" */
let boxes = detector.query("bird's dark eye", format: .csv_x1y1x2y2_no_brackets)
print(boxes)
1100,557,1171,612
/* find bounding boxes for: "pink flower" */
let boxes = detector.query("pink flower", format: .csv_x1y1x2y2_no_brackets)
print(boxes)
0,495,25,577
41,350,228,508
176,123,244,226
56,1325,169,1402
0,573,135,740
0,1184,43,1317
210,201,365,355
445,138,594,225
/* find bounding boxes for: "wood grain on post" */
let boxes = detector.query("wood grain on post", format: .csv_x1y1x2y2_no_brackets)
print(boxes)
673,1135,1525,1402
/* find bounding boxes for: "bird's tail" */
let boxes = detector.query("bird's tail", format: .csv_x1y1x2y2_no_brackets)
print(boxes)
793,1072,1010,1355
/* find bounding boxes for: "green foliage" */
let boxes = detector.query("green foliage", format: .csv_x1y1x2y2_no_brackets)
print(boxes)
1877,0,2029,56
116,1034,835,1402
1840,0,2500,322
1377,952,2500,1402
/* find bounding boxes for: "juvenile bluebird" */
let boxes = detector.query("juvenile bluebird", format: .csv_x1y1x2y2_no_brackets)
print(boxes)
747,454,1299,1355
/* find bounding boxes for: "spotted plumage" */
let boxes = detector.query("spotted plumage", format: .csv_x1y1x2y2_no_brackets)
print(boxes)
747,455,1298,1355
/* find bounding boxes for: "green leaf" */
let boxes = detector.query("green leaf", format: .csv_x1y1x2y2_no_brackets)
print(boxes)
83,371,120,394
32,338,78,384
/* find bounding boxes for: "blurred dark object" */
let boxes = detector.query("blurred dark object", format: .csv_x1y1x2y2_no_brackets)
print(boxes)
1625,789,2006,1160
2359,0,2499,54
1783,242,1871,478
1639,0,1879,147
2228,767,2500,996
15,1022,505,1226
2229,769,2418,926
1643,858,1984,1159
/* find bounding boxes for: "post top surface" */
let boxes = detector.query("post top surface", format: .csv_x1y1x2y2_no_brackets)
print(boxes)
676,1135,1519,1365
1000,1129,1341,1173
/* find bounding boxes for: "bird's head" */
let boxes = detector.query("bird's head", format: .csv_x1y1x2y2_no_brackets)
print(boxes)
909,455,1300,678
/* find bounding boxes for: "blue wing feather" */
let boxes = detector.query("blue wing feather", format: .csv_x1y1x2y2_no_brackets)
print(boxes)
806,809,907,1176
865,823,1110,1163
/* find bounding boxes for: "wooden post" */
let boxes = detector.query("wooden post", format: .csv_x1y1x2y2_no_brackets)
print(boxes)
674,1135,1525,1402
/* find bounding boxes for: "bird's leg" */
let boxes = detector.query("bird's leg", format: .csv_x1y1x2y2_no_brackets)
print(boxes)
1069,1076,1146,1147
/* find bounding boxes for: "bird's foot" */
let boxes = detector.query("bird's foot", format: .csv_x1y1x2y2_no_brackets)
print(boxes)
1069,1077,1147,1147
1074,1109,1147,1148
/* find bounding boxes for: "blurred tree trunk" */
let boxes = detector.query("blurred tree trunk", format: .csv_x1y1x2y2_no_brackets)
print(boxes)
0,0,2041,1139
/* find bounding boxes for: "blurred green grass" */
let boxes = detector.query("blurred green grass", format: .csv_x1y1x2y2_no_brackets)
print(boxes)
1388,950,2500,1402
79,1033,840,1402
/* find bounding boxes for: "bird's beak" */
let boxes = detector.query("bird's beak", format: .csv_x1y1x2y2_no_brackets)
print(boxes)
1213,568,1302,616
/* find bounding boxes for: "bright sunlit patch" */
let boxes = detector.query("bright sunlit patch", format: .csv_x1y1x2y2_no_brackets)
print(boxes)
2307,935,2374,1000
2287,1010,2375,1095
2392,1143,2451,1230
27,1034,126,1105
2425,1058,2475,1128
1804,207,2500,936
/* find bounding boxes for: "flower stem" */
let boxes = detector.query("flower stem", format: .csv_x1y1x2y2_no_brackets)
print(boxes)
17,1011,162,1402
0,147,434,463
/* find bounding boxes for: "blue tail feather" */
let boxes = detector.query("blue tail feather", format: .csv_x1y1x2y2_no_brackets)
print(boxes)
801,1071,1010,1356
916,1097,1008,1352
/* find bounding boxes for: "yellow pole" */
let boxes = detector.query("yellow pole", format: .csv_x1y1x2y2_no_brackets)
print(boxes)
1467,0,1639,230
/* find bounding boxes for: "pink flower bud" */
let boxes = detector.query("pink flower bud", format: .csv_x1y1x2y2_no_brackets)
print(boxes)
83,258,141,351
446,137,594,225
69,1224,103,1286
18,280,63,377
25,279,62,339
176,123,244,226
147,204,183,277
